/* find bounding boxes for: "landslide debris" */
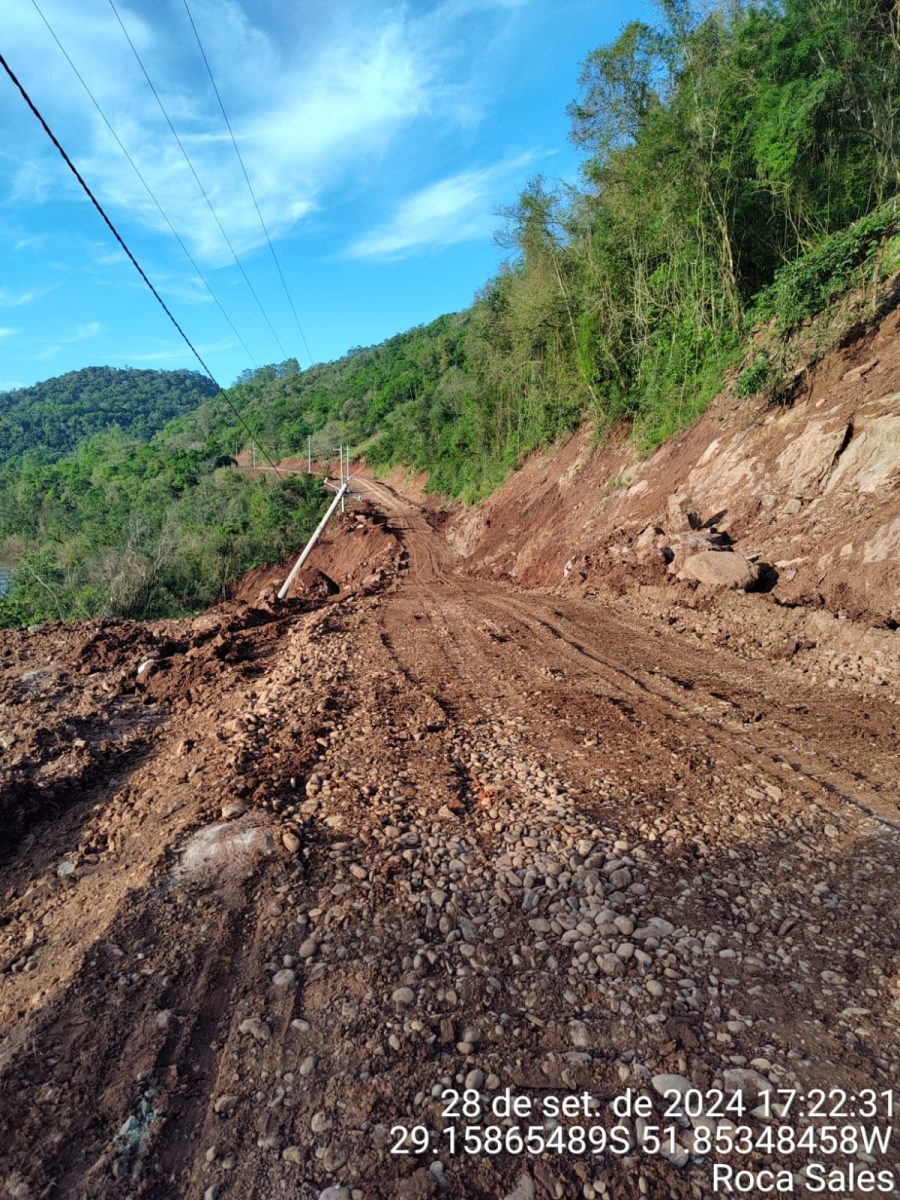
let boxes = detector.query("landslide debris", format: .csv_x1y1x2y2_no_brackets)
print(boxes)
0,481,897,1200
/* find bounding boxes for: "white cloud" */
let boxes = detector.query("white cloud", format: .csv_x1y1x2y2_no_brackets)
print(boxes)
94,249,127,267
13,235,47,252
56,320,103,343
0,327,18,339
346,154,538,260
32,319,104,360
1,0,532,264
158,277,215,305
94,264,215,305
109,335,235,363
0,286,51,308
434,0,532,20
2,1,438,264
71,320,103,340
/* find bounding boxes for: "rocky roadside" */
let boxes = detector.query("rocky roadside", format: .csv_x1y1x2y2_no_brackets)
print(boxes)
0,498,897,1200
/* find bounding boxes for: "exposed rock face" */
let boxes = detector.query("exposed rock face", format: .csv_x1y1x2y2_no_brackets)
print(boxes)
825,407,900,494
773,418,852,499
863,514,900,563
678,550,760,590
446,302,900,622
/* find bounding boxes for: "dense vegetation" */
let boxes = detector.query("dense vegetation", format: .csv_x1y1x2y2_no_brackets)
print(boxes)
154,0,899,497
1,0,897,625
0,367,218,464
0,433,324,624
0,366,324,625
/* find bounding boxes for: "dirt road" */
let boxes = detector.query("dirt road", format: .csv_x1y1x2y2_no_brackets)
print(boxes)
0,478,897,1200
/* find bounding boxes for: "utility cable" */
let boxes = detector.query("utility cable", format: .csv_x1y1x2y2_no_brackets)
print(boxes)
29,0,259,370
181,0,314,367
0,50,284,477
107,0,290,362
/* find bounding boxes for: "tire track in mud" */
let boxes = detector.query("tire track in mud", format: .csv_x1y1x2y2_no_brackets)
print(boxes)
476,590,898,831
0,600,369,1199
357,485,898,864
1,479,898,1200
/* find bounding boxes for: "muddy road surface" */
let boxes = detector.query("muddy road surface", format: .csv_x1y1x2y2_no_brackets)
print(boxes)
0,479,897,1200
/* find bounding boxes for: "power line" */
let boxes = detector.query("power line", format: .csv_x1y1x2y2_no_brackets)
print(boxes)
0,49,284,478
181,0,314,367
29,0,260,371
107,0,290,363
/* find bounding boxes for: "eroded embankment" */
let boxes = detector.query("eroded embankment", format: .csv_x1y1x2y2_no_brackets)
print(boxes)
448,303,899,626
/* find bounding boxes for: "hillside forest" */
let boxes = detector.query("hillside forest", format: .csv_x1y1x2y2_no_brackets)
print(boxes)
0,367,219,465
1,0,898,625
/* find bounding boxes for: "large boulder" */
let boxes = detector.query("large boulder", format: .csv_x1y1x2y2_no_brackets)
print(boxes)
290,568,339,600
666,493,701,532
679,550,760,590
663,528,731,574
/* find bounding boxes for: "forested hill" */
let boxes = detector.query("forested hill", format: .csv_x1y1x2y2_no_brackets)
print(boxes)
0,366,219,464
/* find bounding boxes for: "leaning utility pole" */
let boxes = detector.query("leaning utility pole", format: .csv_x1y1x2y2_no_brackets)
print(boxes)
278,480,349,600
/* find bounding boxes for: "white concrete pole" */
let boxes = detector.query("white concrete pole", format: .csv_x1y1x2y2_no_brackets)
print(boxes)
278,480,349,600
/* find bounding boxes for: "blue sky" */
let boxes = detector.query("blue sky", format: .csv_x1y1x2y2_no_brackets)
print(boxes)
0,0,645,391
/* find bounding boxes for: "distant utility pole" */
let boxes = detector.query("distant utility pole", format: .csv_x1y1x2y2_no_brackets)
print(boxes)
307,435,312,474
332,445,343,511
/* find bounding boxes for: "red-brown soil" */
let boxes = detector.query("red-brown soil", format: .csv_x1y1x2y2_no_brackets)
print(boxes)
1,472,898,1200
450,303,900,628
0,315,898,1200
228,510,400,603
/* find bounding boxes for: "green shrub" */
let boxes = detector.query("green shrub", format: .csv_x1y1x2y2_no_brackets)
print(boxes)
737,352,775,396
754,202,899,333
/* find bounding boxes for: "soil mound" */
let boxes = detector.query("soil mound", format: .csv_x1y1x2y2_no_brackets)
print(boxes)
229,511,400,602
